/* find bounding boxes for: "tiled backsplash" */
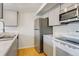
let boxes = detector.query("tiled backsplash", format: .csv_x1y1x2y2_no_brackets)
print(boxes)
53,22,79,37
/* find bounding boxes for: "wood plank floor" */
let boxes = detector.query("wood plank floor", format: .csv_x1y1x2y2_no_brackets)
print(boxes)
17,47,46,56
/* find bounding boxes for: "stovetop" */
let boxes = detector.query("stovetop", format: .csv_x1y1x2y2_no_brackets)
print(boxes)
56,37,79,46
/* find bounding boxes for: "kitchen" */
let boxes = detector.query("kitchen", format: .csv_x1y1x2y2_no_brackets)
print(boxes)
0,3,79,56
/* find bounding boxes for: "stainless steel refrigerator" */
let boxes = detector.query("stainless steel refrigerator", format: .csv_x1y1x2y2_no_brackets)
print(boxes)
34,18,53,53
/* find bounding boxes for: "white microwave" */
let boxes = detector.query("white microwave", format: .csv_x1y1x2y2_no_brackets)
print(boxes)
59,7,79,23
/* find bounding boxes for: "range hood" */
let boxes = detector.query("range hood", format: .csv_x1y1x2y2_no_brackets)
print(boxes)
59,6,79,24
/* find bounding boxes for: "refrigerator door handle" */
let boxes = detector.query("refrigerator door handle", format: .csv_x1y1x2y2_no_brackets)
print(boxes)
34,29,39,30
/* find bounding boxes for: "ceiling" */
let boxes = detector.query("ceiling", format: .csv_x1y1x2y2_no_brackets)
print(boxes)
3,3,42,12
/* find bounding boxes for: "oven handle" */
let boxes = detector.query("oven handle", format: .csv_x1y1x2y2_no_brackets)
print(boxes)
54,39,79,49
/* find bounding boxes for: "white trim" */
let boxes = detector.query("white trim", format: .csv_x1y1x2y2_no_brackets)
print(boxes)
60,18,79,23
18,45,34,49
35,3,47,16
35,3,58,16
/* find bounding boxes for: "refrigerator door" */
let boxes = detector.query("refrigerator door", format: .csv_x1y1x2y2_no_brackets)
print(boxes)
34,29,43,53
34,18,40,30
40,18,53,34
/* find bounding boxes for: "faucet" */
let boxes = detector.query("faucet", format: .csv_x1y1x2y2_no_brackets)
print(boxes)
0,19,5,32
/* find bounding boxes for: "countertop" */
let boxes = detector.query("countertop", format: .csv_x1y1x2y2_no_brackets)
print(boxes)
43,34,53,38
0,33,18,56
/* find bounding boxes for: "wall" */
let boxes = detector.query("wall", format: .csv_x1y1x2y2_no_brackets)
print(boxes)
0,11,35,49
17,12,35,49
42,3,79,37
3,10,18,26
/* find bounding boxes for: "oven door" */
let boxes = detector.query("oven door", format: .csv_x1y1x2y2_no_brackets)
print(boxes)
56,47,72,56
54,39,79,56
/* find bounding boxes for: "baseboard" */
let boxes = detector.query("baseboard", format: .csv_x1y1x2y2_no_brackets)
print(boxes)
18,45,34,49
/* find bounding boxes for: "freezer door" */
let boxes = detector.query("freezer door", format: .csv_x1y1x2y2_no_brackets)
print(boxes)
40,18,53,34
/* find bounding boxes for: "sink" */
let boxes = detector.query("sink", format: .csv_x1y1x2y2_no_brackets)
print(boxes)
0,32,16,41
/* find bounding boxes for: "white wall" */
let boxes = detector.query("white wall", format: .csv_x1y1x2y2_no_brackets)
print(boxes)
17,12,35,49
0,11,35,49
3,10,18,26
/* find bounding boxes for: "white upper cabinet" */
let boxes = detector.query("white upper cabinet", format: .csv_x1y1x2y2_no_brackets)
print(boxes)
3,10,18,27
60,3,77,13
48,6,60,26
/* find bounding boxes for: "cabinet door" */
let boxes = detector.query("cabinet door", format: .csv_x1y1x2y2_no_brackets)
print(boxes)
60,3,76,13
6,38,18,56
3,10,18,27
43,35,53,56
49,7,60,26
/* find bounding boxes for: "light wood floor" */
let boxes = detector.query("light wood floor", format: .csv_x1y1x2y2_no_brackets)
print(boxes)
17,47,46,56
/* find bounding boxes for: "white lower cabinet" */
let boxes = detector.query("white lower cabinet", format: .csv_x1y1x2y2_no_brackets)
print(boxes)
43,35,53,56
5,37,18,56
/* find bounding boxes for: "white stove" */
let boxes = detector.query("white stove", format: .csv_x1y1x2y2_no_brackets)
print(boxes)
53,37,79,56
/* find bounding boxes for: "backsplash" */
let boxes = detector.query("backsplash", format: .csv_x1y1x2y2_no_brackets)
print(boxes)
53,22,79,37
0,21,18,33
5,27,18,33
0,27,18,33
